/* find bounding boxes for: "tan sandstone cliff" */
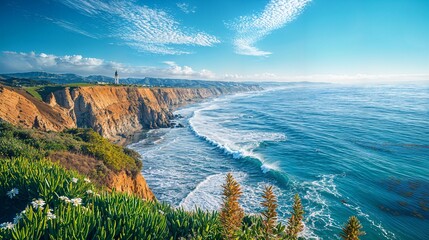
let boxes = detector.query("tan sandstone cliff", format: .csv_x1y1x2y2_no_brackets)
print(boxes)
1,85,258,140
0,86,76,131
46,85,258,142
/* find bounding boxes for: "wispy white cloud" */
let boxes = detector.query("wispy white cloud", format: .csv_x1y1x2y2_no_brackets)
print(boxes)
50,19,99,39
176,2,196,14
229,0,311,56
57,0,219,55
0,51,216,79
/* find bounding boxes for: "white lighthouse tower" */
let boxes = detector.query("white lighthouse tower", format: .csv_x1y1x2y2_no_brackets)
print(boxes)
114,70,119,84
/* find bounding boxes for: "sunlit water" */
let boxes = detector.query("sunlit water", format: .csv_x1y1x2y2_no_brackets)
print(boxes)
129,83,429,239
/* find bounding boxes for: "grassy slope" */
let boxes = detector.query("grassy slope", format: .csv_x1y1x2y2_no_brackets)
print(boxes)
0,121,141,185
23,87,43,101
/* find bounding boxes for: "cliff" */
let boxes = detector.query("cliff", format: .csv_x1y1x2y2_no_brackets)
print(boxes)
0,84,259,141
45,85,259,142
0,85,76,131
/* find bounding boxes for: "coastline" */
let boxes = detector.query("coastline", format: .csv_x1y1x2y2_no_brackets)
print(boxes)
120,87,264,147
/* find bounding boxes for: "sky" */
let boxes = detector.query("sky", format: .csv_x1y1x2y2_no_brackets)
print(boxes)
0,0,428,82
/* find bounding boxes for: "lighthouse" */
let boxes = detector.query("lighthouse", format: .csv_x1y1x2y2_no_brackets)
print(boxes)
114,70,119,84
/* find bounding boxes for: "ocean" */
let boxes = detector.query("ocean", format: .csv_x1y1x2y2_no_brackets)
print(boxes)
129,83,429,239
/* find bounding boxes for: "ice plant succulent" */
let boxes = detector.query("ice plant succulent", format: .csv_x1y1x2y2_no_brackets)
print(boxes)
71,177,79,183
6,188,19,199
31,199,46,210
59,196,71,203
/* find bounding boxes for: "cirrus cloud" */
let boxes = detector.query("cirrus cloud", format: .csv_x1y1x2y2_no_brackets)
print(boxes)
57,0,219,55
228,0,311,56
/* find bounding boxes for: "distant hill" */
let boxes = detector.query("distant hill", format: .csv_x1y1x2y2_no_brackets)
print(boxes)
0,72,259,88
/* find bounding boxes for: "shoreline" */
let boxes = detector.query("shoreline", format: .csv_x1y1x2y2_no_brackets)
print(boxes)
119,88,264,147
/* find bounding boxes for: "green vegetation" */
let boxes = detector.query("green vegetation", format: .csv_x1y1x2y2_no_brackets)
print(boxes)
0,121,141,184
0,157,204,239
64,83,95,87
23,87,43,101
24,85,64,101
23,84,94,102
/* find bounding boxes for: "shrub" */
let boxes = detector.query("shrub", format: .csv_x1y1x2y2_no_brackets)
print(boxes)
286,194,304,239
340,216,365,240
261,185,278,239
0,122,142,181
220,173,244,239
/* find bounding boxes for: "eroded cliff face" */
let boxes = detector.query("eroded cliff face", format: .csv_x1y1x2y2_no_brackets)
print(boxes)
0,86,76,131
47,85,259,141
109,171,155,200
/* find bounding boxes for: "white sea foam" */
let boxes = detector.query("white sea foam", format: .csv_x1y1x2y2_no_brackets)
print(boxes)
298,174,343,237
188,101,286,174
179,172,248,211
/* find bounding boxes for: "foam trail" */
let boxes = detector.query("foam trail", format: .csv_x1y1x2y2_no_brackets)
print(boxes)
189,105,285,164
179,172,247,211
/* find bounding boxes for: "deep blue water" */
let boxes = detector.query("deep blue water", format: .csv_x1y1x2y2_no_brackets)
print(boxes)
129,83,429,239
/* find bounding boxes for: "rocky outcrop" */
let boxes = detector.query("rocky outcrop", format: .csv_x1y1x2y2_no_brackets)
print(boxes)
109,171,155,200
0,85,76,131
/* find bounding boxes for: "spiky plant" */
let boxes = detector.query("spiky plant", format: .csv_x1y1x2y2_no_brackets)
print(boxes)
286,194,304,239
261,185,278,239
340,216,365,240
220,173,244,239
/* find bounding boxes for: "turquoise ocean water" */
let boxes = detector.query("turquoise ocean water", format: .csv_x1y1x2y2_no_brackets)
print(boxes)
129,83,429,239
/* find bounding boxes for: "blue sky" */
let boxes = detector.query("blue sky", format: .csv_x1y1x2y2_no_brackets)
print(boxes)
0,0,428,82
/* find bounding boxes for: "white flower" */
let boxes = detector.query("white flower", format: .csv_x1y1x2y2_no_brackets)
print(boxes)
6,188,19,199
71,178,78,183
94,193,101,197
84,178,91,183
86,190,93,195
59,196,71,203
31,199,46,210
158,210,164,215
70,198,82,206
47,209,56,220
0,222,15,230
